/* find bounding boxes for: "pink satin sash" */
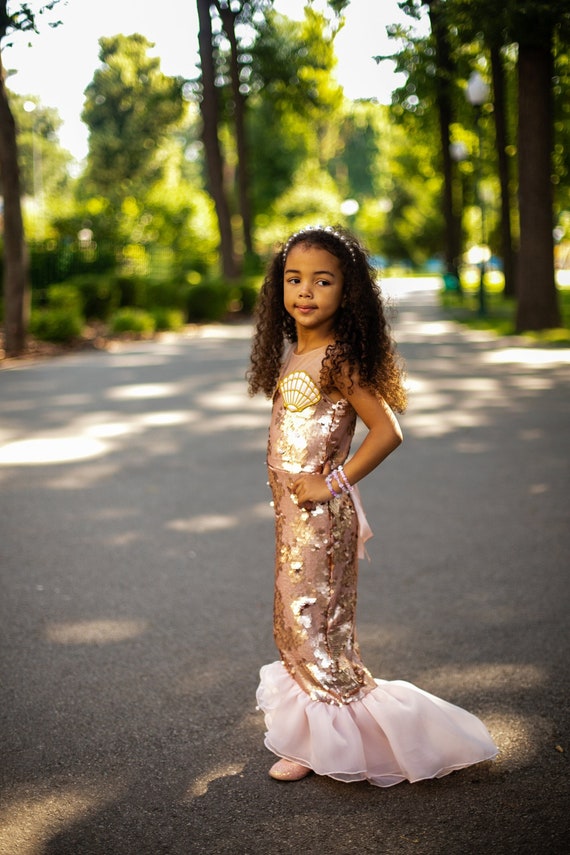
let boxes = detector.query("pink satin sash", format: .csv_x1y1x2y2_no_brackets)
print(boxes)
351,485,373,560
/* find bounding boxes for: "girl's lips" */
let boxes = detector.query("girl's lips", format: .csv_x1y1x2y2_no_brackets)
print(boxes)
296,305,316,313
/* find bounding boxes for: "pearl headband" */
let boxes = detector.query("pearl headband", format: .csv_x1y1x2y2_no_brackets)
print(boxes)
282,225,357,263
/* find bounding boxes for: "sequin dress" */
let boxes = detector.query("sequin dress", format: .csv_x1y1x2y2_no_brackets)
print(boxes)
256,344,498,786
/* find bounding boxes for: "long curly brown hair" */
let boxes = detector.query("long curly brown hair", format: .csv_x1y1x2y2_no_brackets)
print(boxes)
247,226,407,413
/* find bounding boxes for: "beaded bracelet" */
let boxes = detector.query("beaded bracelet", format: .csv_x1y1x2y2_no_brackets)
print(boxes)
335,465,354,493
325,472,342,498
325,466,353,499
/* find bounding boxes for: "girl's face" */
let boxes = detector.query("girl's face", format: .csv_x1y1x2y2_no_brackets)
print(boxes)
283,243,344,336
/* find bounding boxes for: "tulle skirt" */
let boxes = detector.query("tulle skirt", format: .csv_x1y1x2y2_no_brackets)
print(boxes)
257,660,498,787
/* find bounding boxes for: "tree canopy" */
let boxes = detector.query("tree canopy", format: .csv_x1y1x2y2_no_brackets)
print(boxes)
82,33,186,200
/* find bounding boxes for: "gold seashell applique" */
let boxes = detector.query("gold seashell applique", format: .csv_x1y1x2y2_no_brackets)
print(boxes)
279,370,321,412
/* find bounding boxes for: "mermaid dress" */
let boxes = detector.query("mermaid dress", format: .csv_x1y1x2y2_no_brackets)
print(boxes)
256,344,498,786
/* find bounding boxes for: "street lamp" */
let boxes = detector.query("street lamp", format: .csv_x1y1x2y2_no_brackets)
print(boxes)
448,141,469,294
466,71,490,316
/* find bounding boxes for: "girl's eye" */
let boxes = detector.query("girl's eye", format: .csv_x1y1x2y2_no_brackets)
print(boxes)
285,276,331,286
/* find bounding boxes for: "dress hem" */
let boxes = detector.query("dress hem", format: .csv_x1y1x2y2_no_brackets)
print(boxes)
257,660,498,788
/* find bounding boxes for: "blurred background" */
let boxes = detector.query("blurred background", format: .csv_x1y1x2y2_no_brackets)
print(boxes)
1,0,568,357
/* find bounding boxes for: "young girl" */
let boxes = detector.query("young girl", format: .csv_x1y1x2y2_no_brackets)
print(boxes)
248,225,497,785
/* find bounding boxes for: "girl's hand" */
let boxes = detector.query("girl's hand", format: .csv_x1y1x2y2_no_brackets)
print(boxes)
290,463,332,509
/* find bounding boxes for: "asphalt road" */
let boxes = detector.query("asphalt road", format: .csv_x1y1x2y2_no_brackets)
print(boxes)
1,280,569,855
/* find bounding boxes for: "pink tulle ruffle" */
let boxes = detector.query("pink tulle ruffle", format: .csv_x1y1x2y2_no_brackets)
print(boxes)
256,660,498,787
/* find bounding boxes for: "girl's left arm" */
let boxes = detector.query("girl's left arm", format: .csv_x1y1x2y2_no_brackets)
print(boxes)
291,382,402,506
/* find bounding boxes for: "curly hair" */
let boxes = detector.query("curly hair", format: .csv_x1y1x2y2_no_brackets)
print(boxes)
247,225,407,413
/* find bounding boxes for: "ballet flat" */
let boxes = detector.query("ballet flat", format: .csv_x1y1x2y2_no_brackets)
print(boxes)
269,759,312,781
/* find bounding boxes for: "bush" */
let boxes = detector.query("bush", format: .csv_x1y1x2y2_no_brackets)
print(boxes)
144,278,188,310
150,307,185,332
28,283,85,343
29,242,65,290
116,276,149,309
109,307,156,335
46,283,83,313
186,281,229,322
30,308,84,343
238,282,259,314
29,240,117,292
67,273,120,320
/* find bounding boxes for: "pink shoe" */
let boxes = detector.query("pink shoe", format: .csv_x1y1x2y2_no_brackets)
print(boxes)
269,758,312,781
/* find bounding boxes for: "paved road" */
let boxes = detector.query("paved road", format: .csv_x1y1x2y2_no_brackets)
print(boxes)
1,281,569,854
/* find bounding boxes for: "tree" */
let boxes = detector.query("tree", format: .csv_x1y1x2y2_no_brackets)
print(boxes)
247,6,344,217
211,1,272,258
0,1,62,356
195,1,348,271
82,34,185,202
488,41,516,297
196,0,237,279
426,0,462,278
513,3,566,331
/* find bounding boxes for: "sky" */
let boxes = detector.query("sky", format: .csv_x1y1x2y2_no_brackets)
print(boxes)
4,0,423,163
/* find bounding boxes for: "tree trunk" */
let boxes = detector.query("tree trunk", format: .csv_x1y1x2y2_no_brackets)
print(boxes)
515,40,560,331
218,5,253,256
0,49,29,357
196,0,237,279
428,0,462,279
490,43,516,298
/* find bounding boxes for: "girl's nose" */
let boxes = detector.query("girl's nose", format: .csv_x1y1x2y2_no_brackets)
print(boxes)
298,280,313,297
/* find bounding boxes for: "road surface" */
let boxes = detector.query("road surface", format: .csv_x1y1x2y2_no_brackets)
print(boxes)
1,279,569,854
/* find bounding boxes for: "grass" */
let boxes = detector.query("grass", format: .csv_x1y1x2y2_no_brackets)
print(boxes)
440,270,570,346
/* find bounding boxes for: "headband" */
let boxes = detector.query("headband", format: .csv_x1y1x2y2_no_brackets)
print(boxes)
282,225,357,263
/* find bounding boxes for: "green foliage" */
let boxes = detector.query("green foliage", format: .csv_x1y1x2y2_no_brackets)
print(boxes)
433,0,570,49
29,242,68,291
149,307,185,332
553,37,570,213
81,34,186,201
247,7,345,215
138,278,185,310
50,196,119,249
66,273,120,320
109,307,156,335
133,175,219,274
45,282,82,312
236,281,259,314
29,283,84,343
29,234,117,293
329,102,383,199
186,282,230,323
29,308,84,343
115,276,148,309
255,163,344,251
0,1,63,44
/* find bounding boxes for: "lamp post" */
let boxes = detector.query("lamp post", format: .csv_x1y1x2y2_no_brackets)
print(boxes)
466,71,490,316
449,141,468,294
